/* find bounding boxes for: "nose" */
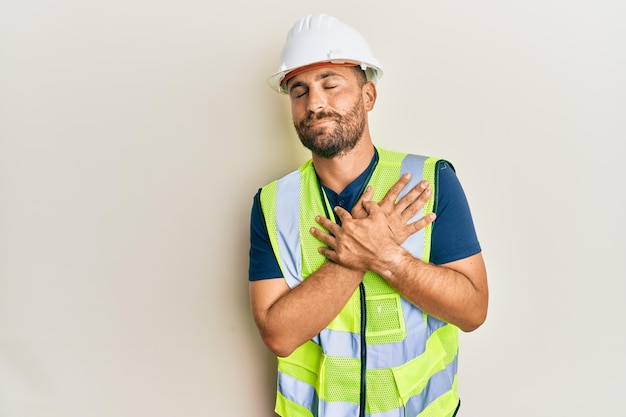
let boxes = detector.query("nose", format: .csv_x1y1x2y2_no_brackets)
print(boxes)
306,85,326,113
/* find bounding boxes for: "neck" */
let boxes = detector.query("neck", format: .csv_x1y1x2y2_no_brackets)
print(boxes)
311,135,375,194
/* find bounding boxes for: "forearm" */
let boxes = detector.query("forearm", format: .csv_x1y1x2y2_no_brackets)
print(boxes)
374,250,488,332
251,262,363,357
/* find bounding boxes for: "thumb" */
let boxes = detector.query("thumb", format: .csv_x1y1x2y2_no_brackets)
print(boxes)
352,185,373,218
362,200,380,215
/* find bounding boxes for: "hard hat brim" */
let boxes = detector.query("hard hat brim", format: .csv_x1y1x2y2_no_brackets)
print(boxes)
268,60,383,94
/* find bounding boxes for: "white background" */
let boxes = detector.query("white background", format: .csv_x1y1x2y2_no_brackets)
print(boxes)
1,1,624,416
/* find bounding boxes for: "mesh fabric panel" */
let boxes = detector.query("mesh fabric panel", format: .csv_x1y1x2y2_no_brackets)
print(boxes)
320,356,361,403
364,274,406,345
299,162,330,279
369,149,404,202
366,368,403,413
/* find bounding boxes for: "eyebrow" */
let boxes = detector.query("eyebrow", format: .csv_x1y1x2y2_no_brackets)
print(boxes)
317,71,346,81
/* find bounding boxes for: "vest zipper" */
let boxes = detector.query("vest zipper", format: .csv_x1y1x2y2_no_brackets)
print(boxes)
359,282,367,417
313,151,379,417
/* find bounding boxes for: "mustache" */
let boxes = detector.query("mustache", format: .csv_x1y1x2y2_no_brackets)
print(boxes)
299,111,342,128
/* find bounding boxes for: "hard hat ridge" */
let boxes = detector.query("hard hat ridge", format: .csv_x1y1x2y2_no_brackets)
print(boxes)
268,13,384,94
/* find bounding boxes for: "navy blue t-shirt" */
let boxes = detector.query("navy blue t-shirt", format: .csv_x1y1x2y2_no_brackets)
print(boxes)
248,149,481,281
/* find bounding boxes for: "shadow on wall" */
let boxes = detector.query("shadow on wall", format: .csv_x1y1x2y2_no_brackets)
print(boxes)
263,91,311,179
231,210,279,417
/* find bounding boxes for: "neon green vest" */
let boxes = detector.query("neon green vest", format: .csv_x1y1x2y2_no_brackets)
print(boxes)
260,148,459,417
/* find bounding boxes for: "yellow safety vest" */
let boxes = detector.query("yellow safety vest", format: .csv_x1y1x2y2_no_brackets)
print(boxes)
260,148,459,417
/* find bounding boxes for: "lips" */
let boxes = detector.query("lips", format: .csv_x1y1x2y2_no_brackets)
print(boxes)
306,113,340,129
309,118,334,128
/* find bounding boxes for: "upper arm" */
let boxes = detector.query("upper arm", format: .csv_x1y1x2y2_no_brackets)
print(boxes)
248,191,292,329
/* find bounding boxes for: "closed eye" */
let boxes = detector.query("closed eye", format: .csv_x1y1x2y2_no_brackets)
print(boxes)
288,81,308,98
289,87,307,99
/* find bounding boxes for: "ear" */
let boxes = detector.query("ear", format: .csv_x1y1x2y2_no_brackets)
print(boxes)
362,82,377,111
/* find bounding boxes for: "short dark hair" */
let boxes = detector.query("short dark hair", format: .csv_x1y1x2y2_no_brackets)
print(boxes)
351,66,367,87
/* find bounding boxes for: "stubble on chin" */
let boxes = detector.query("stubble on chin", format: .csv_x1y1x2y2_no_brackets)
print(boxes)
294,103,365,159
296,125,349,159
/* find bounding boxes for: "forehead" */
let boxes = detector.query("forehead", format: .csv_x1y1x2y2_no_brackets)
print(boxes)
288,65,357,86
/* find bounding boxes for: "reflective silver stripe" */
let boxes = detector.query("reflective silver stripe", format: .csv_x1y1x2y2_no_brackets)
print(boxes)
317,329,360,357
317,401,407,417
367,409,404,417
318,298,438,368
399,154,427,258
320,401,360,416
426,314,449,333
278,361,458,417
367,299,446,369
277,371,318,411
275,170,302,289
404,359,458,417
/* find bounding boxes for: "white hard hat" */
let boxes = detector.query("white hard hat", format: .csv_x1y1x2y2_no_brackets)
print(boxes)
268,13,384,94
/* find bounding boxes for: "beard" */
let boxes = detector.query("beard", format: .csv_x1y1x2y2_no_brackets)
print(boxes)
293,98,366,159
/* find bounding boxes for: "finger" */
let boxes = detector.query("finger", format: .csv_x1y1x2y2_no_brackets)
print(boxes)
400,187,433,222
359,185,374,203
362,200,381,215
310,225,336,247
351,185,373,218
407,212,437,233
318,245,337,261
333,206,353,222
395,180,430,213
379,173,412,209
315,215,338,235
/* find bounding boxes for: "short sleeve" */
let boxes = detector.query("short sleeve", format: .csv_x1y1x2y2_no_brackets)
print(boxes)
248,190,283,281
429,161,481,265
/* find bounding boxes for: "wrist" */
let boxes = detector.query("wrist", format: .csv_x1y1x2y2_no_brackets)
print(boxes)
323,259,367,281
373,246,408,280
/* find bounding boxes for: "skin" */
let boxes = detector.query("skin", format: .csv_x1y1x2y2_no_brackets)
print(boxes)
250,65,488,357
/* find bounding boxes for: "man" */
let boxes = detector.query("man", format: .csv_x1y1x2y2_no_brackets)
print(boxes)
248,13,488,417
